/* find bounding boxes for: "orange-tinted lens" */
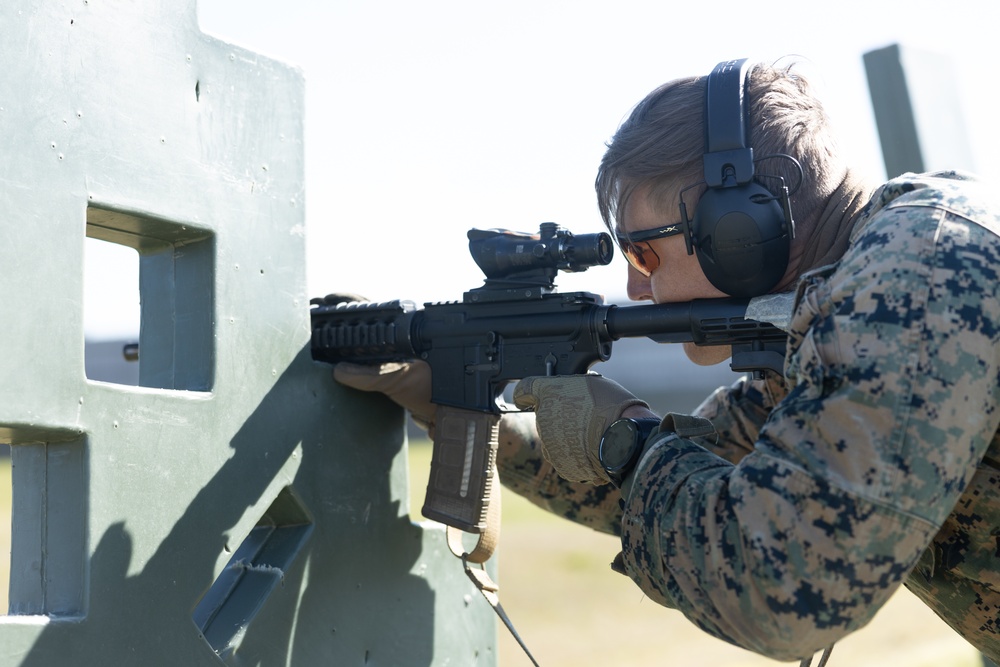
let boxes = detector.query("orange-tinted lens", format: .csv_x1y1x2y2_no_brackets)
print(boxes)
620,239,658,277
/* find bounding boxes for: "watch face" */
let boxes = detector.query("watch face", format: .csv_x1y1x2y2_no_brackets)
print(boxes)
600,419,640,472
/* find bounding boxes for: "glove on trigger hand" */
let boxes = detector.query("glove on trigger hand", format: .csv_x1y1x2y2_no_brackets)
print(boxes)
512,374,648,485
333,360,437,433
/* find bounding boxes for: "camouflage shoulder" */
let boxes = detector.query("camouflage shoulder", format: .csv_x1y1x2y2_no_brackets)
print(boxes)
862,170,1000,236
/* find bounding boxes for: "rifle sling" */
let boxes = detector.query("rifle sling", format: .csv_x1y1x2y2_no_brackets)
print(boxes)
446,475,541,666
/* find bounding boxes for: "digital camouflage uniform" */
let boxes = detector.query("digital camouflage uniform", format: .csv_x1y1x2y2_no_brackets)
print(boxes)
496,171,1000,661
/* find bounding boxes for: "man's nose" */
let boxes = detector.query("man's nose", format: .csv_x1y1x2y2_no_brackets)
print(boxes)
626,264,653,302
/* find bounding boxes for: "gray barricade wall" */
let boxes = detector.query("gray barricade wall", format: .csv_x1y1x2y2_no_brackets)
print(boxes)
0,1,495,664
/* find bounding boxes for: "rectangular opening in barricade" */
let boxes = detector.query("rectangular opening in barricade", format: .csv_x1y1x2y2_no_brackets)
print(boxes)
193,486,313,660
84,235,140,385
86,205,216,392
0,431,86,618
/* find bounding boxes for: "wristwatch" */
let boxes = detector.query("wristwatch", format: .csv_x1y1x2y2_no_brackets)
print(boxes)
598,417,661,488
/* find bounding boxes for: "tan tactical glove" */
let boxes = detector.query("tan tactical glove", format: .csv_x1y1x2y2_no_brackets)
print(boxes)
512,374,648,485
333,360,437,433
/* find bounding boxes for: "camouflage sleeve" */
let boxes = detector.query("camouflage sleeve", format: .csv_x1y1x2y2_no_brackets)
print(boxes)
619,198,1000,660
688,372,788,465
493,313,789,536
496,411,623,536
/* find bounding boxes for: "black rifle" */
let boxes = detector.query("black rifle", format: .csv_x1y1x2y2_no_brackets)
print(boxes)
311,223,786,534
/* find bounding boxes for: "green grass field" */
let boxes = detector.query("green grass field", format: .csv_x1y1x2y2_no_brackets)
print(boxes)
0,445,984,666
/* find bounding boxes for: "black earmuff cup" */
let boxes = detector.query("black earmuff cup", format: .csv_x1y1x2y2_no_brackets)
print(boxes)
693,183,788,297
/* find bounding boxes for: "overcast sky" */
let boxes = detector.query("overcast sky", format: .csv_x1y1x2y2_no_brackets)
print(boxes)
84,1,1000,339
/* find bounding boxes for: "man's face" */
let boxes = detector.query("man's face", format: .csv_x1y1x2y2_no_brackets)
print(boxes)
619,184,731,366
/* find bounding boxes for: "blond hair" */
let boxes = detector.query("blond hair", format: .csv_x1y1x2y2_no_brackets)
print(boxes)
596,60,846,236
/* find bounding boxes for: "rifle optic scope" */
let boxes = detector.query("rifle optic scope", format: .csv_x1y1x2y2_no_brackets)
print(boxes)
468,222,613,280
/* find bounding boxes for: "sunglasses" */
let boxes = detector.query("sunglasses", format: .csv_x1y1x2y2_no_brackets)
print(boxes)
615,223,686,277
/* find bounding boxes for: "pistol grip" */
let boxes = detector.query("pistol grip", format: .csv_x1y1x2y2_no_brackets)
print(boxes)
421,406,500,534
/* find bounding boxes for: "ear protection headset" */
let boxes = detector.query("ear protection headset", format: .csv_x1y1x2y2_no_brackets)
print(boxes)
681,58,794,297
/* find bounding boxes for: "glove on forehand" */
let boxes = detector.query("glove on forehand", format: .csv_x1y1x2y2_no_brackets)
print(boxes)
333,360,437,432
512,374,648,485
